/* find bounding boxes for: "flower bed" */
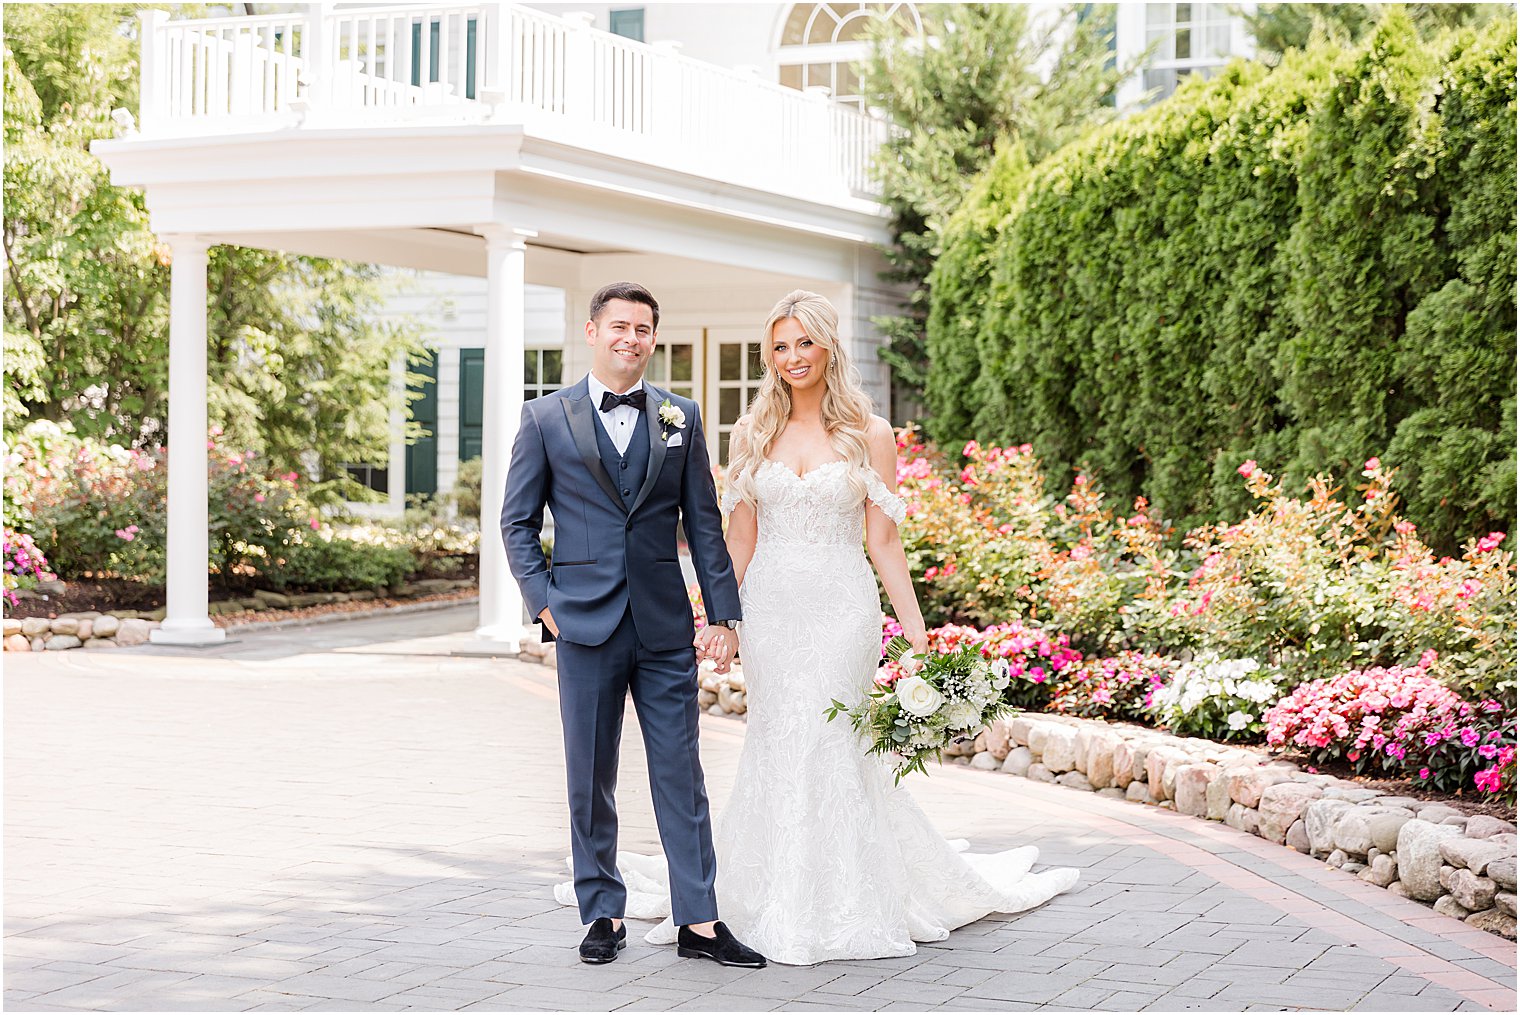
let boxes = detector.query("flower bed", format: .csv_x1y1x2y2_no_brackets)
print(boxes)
3,421,478,619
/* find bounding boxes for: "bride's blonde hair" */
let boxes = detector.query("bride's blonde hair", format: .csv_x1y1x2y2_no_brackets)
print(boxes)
727,290,876,508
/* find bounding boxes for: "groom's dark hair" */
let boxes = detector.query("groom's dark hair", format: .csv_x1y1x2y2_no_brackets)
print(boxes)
590,282,660,331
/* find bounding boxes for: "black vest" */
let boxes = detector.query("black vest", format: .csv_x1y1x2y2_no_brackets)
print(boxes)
594,407,650,512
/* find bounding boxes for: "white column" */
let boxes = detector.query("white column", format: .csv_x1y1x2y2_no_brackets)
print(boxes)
151,237,226,646
476,224,536,643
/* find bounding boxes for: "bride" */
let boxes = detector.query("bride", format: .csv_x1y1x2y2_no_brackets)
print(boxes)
557,290,1078,965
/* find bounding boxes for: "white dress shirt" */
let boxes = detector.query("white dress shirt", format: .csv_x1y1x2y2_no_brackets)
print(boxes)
586,372,645,456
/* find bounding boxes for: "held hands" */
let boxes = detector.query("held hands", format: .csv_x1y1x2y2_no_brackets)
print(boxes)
695,624,739,674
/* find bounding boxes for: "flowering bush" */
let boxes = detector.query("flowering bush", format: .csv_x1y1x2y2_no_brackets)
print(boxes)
892,432,1516,709
3,528,56,608
4,420,167,583
1161,458,1515,697
1474,747,1516,800
893,431,1181,653
1148,655,1288,741
893,434,1047,627
1264,656,1514,799
4,421,429,594
1047,651,1180,722
882,615,1082,711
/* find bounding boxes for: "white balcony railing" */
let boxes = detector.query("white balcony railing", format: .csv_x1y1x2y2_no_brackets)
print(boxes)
135,4,887,201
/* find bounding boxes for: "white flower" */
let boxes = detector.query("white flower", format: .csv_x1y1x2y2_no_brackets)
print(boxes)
990,658,1011,690
1227,710,1253,731
895,675,944,718
658,399,686,429
943,700,982,730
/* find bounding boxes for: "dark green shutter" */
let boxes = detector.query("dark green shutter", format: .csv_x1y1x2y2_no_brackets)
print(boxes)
405,351,438,496
459,348,484,463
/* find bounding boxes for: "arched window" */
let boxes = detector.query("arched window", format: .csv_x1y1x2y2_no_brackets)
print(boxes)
775,3,920,111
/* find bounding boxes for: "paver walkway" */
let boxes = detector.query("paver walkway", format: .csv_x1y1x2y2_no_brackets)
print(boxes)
4,606,1516,1013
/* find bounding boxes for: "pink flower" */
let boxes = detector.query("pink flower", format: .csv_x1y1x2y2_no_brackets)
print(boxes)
309,518,320,530
1363,457,1380,473
254,493,266,503
1418,767,1430,780
1476,532,1506,553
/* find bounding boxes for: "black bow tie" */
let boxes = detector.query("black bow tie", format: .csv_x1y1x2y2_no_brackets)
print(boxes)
599,389,646,412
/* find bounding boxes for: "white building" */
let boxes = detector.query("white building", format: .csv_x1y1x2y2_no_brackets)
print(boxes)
96,1,906,647
354,2,923,514
1116,2,1256,109
93,1,1252,647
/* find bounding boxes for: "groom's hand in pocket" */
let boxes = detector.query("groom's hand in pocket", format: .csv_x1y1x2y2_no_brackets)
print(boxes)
538,608,560,638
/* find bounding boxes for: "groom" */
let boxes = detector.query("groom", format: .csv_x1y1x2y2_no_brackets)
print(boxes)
501,282,765,968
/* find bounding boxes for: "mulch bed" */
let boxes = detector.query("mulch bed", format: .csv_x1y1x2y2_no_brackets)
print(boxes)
212,588,478,628
6,577,163,619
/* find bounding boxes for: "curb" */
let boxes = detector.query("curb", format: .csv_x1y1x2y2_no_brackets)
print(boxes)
220,595,479,634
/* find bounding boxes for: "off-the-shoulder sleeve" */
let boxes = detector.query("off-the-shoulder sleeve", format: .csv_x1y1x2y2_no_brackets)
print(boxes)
721,484,742,516
863,469,907,526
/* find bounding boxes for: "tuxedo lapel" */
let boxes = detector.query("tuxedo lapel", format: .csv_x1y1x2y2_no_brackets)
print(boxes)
561,378,626,513
628,383,670,516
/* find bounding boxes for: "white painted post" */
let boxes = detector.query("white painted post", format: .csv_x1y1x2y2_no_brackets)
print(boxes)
138,10,170,132
302,3,333,116
151,237,226,647
562,11,595,121
649,40,683,151
476,224,536,644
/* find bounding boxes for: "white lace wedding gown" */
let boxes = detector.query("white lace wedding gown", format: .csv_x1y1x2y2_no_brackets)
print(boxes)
553,459,1079,965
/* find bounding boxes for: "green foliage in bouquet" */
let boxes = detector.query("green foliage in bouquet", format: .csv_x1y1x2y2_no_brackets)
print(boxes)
825,635,1015,783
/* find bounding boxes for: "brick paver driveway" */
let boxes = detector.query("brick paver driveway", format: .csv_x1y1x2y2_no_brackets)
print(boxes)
5,605,1516,1012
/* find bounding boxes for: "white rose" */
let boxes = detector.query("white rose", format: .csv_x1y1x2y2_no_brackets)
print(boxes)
943,701,982,730
658,401,686,428
894,675,944,718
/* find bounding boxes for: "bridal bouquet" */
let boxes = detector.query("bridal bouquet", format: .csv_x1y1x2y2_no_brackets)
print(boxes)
825,635,1014,782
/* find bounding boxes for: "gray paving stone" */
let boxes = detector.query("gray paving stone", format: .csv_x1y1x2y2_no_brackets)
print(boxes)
1351,992,1463,1011
6,607,1516,1015
960,970,1096,1004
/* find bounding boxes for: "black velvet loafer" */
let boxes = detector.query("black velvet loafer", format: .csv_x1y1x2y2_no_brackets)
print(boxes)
677,921,767,968
579,918,627,964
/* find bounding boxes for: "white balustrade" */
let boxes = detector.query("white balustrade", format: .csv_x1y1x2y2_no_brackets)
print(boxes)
135,3,887,198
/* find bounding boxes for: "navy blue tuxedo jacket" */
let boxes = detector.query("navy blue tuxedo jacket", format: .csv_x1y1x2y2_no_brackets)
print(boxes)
500,375,741,651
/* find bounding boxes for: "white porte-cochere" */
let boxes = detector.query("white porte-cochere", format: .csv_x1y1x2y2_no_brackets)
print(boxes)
96,2,896,648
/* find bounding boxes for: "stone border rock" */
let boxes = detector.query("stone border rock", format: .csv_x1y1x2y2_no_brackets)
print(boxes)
4,613,159,651
3,579,478,652
958,712,1515,941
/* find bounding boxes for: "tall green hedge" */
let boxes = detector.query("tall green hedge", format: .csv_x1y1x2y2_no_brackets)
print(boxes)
927,12,1515,548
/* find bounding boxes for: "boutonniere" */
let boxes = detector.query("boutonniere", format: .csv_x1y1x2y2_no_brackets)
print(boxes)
658,398,686,442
